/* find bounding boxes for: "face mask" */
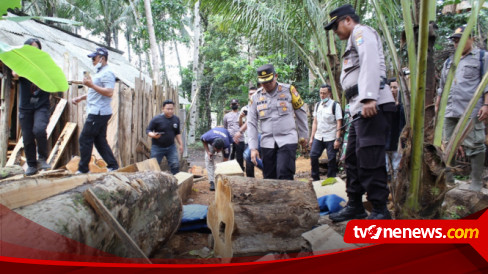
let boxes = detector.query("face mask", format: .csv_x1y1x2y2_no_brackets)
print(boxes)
94,58,103,70
321,97,329,104
232,105,239,110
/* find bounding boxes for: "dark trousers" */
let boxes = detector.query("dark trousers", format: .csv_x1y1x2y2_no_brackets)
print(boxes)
261,143,297,180
230,141,245,171
345,104,393,206
78,114,119,173
310,139,338,180
19,108,50,167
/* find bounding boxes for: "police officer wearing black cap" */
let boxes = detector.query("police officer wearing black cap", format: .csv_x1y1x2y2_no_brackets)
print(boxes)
72,47,119,173
247,64,309,180
325,4,395,221
436,26,488,192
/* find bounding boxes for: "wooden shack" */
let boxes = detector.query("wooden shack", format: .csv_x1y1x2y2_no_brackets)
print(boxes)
0,16,187,171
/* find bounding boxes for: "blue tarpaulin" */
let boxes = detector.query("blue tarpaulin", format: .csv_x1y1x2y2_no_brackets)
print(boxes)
317,194,345,216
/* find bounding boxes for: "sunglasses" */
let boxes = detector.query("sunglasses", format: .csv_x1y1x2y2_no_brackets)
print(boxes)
332,16,347,31
451,37,461,44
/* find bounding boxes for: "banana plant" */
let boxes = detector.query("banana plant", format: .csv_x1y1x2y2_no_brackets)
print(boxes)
0,0,74,92
0,43,68,92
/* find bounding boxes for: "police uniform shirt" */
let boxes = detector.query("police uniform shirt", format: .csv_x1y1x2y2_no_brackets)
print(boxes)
247,83,308,150
223,111,244,142
86,65,116,115
200,127,233,158
438,48,488,119
146,114,180,148
340,24,394,116
313,99,343,142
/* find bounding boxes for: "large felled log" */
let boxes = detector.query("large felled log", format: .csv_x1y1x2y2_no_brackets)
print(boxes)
6,171,182,258
207,175,320,258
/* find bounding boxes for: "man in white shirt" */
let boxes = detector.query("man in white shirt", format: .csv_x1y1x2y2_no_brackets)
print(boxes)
309,84,343,181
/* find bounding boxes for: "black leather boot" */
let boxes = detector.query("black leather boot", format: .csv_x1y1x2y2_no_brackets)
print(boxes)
367,203,392,220
329,196,367,222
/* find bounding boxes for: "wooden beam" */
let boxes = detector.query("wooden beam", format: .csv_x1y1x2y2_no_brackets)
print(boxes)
47,122,77,169
6,98,67,166
83,188,152,263
0,173,104,209
0,65,13,167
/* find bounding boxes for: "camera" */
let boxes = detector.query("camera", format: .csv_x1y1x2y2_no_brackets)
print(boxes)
243,110,248,115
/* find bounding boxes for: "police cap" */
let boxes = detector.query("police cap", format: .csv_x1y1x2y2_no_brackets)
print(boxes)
324,4,356,31
88,47,109,58
450,26,466,39
257,64,276,83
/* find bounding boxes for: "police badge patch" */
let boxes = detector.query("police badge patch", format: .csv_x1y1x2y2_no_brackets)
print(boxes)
355,35,364,46
173,123,178,128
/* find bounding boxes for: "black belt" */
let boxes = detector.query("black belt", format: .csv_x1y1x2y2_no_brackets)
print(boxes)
344,77,387,102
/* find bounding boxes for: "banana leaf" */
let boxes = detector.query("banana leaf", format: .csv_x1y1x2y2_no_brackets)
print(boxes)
0,0,20,16
0,43,68,92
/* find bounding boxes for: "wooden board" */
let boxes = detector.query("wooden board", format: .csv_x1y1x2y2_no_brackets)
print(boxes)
47,122,77,169
6,99,68,166
174,172,194,202
0,173,105,209
215,160,244,177
135,158,161,172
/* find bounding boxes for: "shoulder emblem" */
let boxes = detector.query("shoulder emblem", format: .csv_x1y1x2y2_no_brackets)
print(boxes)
289,85,304,110
355,35,364,46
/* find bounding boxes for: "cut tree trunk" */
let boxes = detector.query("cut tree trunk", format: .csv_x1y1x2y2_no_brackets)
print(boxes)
5,171,182,258
207,175,320,258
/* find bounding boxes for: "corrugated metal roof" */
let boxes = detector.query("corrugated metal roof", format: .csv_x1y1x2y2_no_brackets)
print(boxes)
0,13,152,88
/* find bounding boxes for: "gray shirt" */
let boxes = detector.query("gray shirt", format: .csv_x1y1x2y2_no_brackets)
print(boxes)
340,24,394,116
86,65,116,115
223,110,244,142
438,48,488,119
247,83,309,150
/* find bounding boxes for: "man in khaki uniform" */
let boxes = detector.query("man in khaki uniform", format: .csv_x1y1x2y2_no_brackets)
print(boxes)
324,4,395,221
247,64,309,180
436,26,488,192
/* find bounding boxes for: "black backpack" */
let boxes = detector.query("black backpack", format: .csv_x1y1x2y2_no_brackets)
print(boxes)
314,100,343,121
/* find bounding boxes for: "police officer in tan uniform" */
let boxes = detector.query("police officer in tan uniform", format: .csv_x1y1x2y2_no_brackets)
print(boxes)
324,5,395,221
436,26,488,192
247,64,309,180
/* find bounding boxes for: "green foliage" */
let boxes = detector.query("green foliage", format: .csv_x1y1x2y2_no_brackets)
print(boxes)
0,0,21,16
0,43,68,93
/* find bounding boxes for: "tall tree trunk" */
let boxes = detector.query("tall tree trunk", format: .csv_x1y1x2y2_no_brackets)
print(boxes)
171,30,183,82
104,28,112,47
0,66,12,167
158,42,168,83
188,0,202,144
143,0,161,84
126,31,132,62
113,29,119,49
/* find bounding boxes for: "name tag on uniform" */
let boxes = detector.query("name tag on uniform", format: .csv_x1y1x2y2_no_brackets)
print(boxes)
257,104,268,110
